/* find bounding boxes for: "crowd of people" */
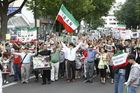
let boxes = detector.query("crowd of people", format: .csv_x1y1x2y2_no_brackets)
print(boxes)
0,32,140,93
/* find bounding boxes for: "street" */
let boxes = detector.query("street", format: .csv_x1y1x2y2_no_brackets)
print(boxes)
3,78,140,93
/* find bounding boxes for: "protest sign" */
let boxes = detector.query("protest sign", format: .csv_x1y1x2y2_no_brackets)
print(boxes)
16,28,37,42
105,44,113,51
6,34,11,40
131,32,139,38
120,30,132,40
112,53,128,66
33,56,51,69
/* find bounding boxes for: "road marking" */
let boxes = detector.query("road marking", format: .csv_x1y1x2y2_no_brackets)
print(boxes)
2,82,17,88
2,76,35,88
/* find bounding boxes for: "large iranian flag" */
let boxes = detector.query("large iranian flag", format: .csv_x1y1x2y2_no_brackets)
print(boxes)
57,4,79,33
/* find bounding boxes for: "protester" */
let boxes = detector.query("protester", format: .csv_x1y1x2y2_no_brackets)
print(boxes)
125,54,140,93
75,50,82,79
12,54,22,81
1,29,140,93
114,45,127,93
98,47,109,84
61,40,83,82
50,47,60,82
37,44,51,85
84,45,97,83
59,51,65,78
13,48,36,83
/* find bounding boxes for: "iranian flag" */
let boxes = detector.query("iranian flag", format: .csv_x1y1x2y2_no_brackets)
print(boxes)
112,53,129,68
57,4,79,33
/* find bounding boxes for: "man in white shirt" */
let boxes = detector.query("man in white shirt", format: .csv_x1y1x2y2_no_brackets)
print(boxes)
61,41,82,82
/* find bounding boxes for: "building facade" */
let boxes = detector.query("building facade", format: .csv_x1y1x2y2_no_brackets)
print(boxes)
102,0,126,29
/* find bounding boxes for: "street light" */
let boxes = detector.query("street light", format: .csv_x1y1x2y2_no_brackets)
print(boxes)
33,0,40,40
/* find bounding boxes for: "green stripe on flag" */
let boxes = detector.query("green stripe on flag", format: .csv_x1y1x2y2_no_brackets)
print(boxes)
60,4,79,27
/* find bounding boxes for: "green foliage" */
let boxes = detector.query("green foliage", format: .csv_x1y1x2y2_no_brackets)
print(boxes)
115,0,140,29
26,0,114,29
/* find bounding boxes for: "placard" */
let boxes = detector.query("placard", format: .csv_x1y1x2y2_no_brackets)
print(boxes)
6,34,11,40
105,44,113,51
112,53,128,66
120,30,132,40
33,56,51,69
16,28,37,42
131,32,139,38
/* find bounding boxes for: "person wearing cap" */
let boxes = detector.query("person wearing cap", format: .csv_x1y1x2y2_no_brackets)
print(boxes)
61,40,83,82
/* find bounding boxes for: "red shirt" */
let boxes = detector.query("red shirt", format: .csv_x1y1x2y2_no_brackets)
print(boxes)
13,55,21,64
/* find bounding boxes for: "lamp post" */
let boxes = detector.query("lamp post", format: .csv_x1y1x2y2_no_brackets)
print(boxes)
33,0,40,40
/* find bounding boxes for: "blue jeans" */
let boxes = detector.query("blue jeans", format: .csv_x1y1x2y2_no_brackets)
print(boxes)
114,70,125,93
128,85,136,93
86,62,94,81
13,64,21,81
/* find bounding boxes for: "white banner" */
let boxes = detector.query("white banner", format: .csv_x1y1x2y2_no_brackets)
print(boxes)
33,56,51,69
132,32,139,38
105,44,113,51
120,30,132,40
17,28,37,42
112,30,120,39
112,53,128,66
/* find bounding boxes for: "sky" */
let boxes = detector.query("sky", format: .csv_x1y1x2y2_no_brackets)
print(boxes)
116,0,126,3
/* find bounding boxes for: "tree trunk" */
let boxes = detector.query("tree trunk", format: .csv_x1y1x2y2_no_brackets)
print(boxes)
0,14,8,41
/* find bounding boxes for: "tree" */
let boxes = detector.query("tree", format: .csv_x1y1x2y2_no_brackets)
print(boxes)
0,0,27,40
26,0,114,30
115,0,140,29
136,0,140,20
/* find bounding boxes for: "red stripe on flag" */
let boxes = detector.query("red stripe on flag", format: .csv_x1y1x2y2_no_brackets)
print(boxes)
57,15,74,33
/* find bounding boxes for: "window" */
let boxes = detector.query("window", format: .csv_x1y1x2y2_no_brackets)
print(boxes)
110,23,116,25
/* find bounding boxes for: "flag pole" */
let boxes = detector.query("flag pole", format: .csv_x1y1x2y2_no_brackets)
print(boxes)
49,16,58,35
49,4,62,35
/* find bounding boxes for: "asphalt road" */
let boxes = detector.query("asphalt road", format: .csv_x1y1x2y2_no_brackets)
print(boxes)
3,78,140,93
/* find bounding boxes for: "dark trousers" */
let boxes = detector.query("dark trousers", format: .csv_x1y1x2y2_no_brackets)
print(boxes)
125,64,131,81
94,58,99,75
42,70,51,83
100,69,106,78
67,60,75,81
109,66,114,79
59,62,65,77
34,69,39,80
13,64,21,81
